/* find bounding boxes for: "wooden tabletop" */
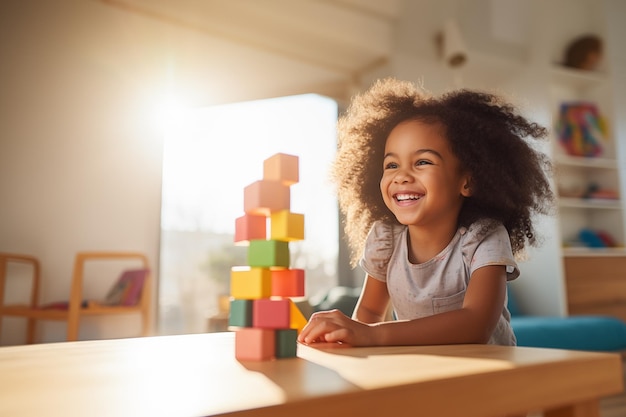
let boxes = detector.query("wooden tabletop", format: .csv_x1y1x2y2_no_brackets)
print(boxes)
0,332,622,417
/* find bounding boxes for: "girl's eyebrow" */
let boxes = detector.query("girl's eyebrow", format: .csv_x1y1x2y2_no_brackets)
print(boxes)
383,149,444,159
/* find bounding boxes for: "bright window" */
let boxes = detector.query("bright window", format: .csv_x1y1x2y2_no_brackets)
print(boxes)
159,94,339,334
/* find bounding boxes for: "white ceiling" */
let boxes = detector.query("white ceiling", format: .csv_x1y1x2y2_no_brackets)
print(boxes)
101,0,404,102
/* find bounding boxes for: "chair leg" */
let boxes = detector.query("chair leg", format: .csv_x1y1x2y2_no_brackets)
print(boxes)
26,318,36,344
67,313,79,341
0,259,5,344
141,309,150,336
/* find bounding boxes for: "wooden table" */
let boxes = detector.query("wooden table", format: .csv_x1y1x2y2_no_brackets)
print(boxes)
0,332,622,417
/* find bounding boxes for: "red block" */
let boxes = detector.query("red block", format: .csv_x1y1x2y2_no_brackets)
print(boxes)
234,214,266,245
235,328,275,361
271,269,305,297
253,299,290,329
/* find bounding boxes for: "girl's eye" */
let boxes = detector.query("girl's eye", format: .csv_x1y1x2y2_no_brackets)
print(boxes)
384,162,398,169
416,160,432,166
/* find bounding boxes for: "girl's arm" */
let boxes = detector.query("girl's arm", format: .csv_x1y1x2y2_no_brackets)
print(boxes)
372,265,507,345
352,275,390,323
298,265,507,346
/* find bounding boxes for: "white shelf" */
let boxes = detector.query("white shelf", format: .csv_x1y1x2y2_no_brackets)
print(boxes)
550,65,608,90
562,247,626,257
553,154,618,169
558,197,622,209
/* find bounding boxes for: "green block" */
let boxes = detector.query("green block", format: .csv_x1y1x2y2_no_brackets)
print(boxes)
248,239,290,268
229,299,253,327
275,328,298,358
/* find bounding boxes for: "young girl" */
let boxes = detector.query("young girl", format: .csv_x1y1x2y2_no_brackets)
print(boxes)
298,78,554,347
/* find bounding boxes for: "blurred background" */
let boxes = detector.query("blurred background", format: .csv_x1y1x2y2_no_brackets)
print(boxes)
1,0,625,344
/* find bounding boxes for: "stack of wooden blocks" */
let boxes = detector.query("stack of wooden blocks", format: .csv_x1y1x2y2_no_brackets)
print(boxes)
230,153,308,361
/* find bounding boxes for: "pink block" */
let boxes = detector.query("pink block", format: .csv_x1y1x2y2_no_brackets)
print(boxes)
271,269,305,297
263,153,299,185
244,180,290,216
234,214,266,244
253,299,290,329
235,328,275,361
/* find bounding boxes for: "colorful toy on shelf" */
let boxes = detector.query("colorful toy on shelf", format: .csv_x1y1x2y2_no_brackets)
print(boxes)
557,182,619,200
578,228,617,248
556,101,607,157
583,183,619,200
230,153,307,361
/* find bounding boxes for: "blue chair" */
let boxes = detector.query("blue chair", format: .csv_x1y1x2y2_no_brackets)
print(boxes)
508,286,626,352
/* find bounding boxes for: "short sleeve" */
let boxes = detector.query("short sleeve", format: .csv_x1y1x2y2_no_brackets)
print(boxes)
462,221,520,282
358,221,400,282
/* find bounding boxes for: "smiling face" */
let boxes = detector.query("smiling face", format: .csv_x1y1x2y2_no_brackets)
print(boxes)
380,119,472,231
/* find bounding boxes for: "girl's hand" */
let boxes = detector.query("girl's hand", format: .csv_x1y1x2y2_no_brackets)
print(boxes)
297,309,374,346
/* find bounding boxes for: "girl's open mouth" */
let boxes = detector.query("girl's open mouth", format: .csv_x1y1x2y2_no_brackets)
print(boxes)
394,193,423,202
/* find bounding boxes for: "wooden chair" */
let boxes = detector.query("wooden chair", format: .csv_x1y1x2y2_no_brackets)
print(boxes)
0,253,41,343
0,251,151,344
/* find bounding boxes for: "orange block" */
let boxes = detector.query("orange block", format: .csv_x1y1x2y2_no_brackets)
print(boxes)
289,299,308,334
271,268,305,297
263,153,299,185
244,180,290,216
235,328,275,361
253,299,290,329
234,213,266,245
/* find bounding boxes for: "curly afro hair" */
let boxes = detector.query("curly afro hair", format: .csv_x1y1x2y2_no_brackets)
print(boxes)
332,78,555,266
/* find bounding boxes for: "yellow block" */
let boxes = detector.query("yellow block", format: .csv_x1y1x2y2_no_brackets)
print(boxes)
230,267,272,299
270,210,304,241
289,299,308,334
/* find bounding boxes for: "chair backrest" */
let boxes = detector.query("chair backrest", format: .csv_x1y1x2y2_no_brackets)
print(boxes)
69,252,151,312
0,253,40,308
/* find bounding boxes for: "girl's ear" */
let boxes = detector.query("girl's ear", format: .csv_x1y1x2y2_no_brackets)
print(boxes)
461,176,473,197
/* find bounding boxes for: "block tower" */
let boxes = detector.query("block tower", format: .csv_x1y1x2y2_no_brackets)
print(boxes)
230,153,308,361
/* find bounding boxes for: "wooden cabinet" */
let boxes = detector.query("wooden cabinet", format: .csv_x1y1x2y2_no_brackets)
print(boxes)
564,256,626,322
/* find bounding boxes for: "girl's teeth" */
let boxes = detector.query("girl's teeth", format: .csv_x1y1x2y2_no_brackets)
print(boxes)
396,194,420,201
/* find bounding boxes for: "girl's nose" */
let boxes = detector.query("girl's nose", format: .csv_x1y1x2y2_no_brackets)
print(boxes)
393,169,412,183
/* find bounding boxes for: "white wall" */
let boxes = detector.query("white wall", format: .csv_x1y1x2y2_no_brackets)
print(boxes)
0,0,164,343
606,0,626,216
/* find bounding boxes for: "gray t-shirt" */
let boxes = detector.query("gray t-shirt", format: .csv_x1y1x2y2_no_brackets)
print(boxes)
359,220,519,346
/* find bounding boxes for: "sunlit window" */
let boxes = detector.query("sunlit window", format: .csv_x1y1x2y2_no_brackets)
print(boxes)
159,94,339,335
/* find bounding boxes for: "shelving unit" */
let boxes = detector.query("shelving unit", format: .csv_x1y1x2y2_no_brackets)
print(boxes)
547,48,626,320
549,64,625,254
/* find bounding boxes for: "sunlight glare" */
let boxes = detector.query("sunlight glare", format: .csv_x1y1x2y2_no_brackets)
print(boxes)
154,92,189,134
